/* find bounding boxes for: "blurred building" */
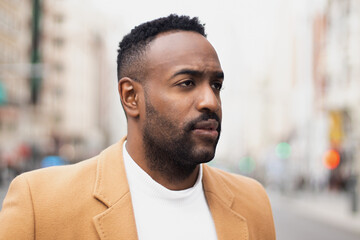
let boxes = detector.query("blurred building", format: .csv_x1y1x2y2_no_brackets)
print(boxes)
40,0,110,161
0,0,114,173
321,0,360,202
225,1,324,184
0,0,33,171
265,0,360,207
228,0,359,206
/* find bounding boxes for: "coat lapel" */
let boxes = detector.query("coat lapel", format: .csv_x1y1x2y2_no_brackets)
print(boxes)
203,165,249,240
92,137,138,240
91,137,249,240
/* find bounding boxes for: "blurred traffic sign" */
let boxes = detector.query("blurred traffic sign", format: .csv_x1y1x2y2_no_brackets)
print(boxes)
239,156,256,174
323,149,340,170
276,142,291,159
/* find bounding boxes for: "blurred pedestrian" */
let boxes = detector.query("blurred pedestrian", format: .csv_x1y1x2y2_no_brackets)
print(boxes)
0,14,275,239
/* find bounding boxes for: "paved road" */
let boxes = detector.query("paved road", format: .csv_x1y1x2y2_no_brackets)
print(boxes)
271,194,360,240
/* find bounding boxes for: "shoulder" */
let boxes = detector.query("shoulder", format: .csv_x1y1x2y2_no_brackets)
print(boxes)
6,157,100,212
13,139,125,200
20,156,98,189
203,165,276,239
203,164,273,220
203,164,266,197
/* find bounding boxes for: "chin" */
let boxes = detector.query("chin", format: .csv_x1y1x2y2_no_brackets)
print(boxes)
191,147,216,164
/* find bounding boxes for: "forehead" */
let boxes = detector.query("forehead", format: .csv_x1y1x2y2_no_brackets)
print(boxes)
144,31,222,78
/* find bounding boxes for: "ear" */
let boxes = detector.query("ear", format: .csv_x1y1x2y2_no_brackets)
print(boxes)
118,77,141,118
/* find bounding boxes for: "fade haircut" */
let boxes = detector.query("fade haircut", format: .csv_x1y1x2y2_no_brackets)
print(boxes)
116,14,206,82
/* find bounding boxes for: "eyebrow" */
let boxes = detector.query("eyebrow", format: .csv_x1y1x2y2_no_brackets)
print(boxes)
171,69,224,79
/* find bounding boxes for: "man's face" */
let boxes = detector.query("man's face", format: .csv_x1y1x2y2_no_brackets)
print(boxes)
141,31,223,170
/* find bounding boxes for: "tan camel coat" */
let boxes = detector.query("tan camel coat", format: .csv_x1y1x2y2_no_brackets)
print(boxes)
0,137,275,239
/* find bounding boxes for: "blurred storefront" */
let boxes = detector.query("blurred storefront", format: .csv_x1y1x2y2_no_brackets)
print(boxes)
321,0,360,212
0,0,34,178
218,0,360,213
265,0,360,212
0,0,114,180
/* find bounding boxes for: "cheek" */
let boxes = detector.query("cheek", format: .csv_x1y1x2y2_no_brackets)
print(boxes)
145,84,198,124
154,91,194,116
168,99,195,124
159,103,194,133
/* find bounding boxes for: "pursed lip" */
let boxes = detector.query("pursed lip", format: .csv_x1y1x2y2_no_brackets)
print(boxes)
193,119,219,131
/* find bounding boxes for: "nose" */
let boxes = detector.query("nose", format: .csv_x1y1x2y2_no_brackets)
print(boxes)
196,84,221,113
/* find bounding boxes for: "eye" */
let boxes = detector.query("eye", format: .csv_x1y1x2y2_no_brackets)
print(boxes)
211,81,223,91
179,80,195,87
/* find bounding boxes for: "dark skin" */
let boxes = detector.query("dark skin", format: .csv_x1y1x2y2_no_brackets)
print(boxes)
118,31,223,190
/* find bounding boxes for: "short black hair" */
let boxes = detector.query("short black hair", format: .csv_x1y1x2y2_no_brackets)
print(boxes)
116,14,206,82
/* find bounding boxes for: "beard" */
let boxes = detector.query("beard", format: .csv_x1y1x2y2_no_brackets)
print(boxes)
142,97,221,184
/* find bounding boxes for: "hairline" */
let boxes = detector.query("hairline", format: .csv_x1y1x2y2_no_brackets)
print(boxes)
128,29,208,83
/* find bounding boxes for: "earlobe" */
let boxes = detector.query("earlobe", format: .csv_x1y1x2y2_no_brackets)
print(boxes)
118,77,140,118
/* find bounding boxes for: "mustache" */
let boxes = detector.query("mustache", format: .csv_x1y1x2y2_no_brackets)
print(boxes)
184,112,221,132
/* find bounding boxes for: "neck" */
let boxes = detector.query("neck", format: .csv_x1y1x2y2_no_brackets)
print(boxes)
147,163,200,190
125,137,200,190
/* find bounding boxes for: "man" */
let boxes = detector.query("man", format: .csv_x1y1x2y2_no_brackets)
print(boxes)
0,14,275,239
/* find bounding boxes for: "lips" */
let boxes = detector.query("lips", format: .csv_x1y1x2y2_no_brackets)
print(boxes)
191,119,219,140
193,119,219,131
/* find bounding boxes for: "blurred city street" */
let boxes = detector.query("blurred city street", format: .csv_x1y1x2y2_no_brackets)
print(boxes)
269,191,360,240
1,0,360,238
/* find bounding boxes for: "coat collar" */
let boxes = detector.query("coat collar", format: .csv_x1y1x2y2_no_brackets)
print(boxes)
92,137,248,240
92,136,138,239
93,136,129,207
203,165,249,240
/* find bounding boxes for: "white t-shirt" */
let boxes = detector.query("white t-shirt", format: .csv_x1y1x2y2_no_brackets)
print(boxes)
123,142,218,240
